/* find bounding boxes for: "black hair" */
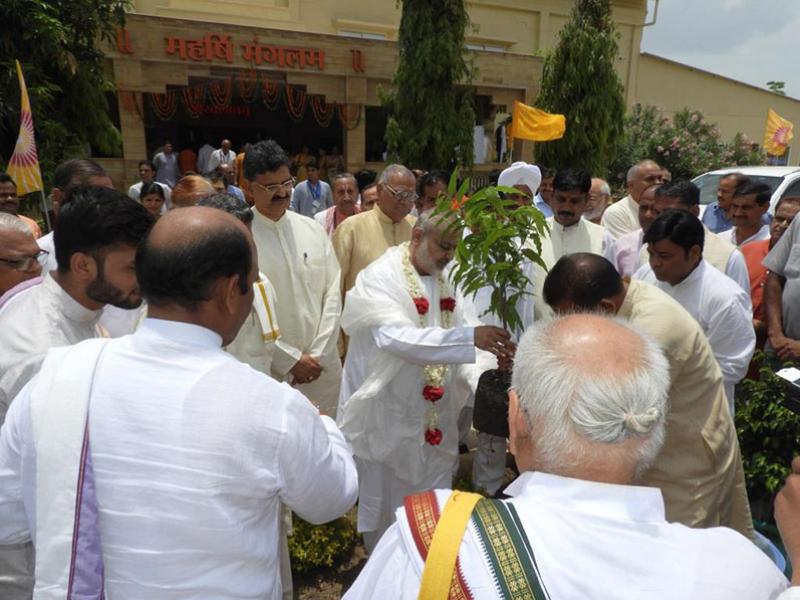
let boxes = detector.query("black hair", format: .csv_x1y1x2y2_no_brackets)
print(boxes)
0,173,16,187
417,170,450,196
138,160,156,171
207,171,225,184
733,181,772,206
643,209,705,256
488,169,502,186
355,169,377,192
654,180,700,208
136,219,251,310
55,186,154,273
306,158,319,170
243,140,291,181
53,159,107,192
543,253,624,310
140,182,165,199
537,165,556,179
553,168,591,193
198,192,254,226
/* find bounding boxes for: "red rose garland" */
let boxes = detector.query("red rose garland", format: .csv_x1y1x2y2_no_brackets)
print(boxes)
403,243,456,446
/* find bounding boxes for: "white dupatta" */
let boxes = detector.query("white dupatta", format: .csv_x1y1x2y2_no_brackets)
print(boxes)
29,339,110,599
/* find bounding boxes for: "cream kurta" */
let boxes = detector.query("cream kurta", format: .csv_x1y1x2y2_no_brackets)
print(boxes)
251,209,342,416
332,204,415,294
639,228,750,292
601,194,639,239
225,274,281,376
619,279,752,537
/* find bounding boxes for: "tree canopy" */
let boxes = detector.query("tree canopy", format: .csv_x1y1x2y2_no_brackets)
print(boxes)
534,0,625,176
383,0,475,170
0,0,126,186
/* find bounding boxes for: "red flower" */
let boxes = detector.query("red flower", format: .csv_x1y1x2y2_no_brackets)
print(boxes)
413,297,430,315
423,385,445,402
440,297,456,312
425,428,443,446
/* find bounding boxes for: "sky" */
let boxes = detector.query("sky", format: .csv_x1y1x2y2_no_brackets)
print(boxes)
640,0,800,99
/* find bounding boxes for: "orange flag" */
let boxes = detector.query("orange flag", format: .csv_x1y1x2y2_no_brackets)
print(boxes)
763,109,794,157
509,100,566,142
7,60,44,194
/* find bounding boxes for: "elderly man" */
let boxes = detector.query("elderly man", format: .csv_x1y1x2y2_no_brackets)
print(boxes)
338,210,513,552
206,138,236,173
602,159,664,239
641,180,750,291
497,161,545,214
0,187,152,599
742,196,800,345
244,140,342,416
0,213,42,304
344,314,786,599
634,210,755,413
0,207,358,598
290,158,333,218
702,172,748,234
585,177,611,224
765,215,800,362
543,253,753,537
315,173,361,237
0,173,40,237
332,164,417,294
724,181,772,247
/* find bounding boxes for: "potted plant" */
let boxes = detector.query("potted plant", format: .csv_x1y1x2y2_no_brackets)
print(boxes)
435,173,548,437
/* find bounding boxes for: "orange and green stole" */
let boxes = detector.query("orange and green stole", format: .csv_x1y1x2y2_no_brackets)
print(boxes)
404,491,551,600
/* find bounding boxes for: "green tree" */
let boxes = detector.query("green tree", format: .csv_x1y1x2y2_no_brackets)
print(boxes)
767,80,787,96
0,0,127,187
534,0,625,176
383,0,475,170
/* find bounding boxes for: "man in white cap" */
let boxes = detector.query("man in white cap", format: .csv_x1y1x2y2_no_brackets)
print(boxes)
497,162,546,215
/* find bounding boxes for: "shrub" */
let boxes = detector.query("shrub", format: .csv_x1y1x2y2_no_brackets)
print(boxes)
288,516,358,575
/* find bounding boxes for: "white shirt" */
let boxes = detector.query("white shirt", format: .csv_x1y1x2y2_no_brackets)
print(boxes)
613,228,644,276
207,148,237,173
601,194,639,240
251,209,342,416
0,274,102,423
721,224,771,247
127,180,172,211
345,471,788,600
634,260,755,411
197,143,215,174
0,318,358,599
541,217,616,269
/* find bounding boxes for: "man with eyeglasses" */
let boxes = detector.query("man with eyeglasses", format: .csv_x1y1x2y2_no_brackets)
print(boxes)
332,164,417,295
0,213,44,304
0,173,41,238
243,140,343,417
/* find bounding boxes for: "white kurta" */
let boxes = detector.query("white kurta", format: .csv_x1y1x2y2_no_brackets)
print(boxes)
225,274,281,375
338,246,477,539
720,224,771,247
251,209,342,416
601,194,639,239
0,318,358,599
540,217,616,269
634,260,755,412
0,274,102,423
343,472,788,600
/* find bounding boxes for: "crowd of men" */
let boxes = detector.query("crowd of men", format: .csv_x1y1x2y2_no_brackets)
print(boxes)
1,141,800,598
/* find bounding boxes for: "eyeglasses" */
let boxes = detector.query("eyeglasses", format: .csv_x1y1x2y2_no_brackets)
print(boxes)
0,249,49,271
384,184,418,204
251,178,295,196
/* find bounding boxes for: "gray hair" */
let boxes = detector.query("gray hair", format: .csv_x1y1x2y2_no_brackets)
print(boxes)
332,172,357,187
626,160,660,184
0,213,34,237
379,164,414,184
598,180,611,196
512,314,669,478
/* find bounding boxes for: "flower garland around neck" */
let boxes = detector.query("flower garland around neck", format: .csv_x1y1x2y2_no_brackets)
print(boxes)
401,242,456,447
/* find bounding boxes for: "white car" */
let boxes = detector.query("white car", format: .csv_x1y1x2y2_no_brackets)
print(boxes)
692,166,800,215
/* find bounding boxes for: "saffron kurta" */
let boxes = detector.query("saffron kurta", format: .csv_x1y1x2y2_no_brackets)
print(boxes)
619,279,753,537
332,205,415,294
251,209,342,416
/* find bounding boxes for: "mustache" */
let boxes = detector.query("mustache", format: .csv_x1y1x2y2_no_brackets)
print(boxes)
557,211,575,217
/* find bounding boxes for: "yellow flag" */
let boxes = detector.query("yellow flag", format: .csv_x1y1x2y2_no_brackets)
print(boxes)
763,109,794,157
509,100,566,142
7,60,44,194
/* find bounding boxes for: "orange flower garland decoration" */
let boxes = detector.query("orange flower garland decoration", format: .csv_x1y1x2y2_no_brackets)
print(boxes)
182,85,205,119
261,76,282,110
150,91,177,121
401,242,456,446
285,84,307,122
208,78,233,109
310,95,335,127
237,70,259,104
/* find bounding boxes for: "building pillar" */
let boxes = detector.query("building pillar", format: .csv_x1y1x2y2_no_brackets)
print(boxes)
345,76,367,171
116,90,148,192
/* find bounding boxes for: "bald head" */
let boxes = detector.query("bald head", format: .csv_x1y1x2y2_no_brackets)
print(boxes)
0,213,41,295
543,253,624,312
137,206,253,311
627,160,664,202
511,314,669,480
